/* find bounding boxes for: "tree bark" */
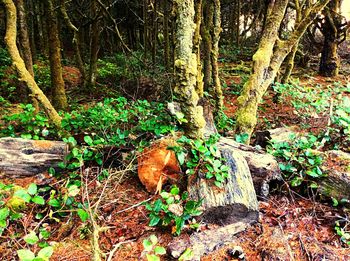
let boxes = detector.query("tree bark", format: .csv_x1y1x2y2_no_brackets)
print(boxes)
210,0,223,113
59,0,87,88
2,0,62,129
201,0,213,92
87,0,100,89
174,0,206,139
44,0,68,110
235,0,331,143
193,0,203,97
319,0,341,77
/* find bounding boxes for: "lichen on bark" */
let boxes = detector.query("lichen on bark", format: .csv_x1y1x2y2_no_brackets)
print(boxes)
174,0,206,139
3,0,62,129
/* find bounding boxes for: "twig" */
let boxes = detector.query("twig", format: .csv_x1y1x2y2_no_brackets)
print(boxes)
107,239,135,261
115,197,153,214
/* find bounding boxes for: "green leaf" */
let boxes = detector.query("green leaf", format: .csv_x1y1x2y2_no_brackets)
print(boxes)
24,231,39,245
48,199,61,208
37,246,54,260
149,214,161,227
84,136,93,146
170,186,180,196
143,239,153,251
27,183,37,196
68,185,80,197
177,151,186,166
154,246,166,255
14,190,31,203
179,248,194,261
0,207,10,220
149,234,158,245
146,254,160,261
77,209,89,222
17,249,35,261
0,219,7,228
31,196,45,205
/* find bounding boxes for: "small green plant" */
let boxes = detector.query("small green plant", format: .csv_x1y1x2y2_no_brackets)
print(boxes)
335,216,350,246
17,246,54,261
268,134,324,187
0,104,52,139
145,186,202,236
171,134,230,187
142,234,166,261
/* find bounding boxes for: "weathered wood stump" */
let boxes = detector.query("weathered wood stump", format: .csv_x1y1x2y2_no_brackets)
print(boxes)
188,139,259,225
168,137,259,258
0,137,68,177
219,137,282,197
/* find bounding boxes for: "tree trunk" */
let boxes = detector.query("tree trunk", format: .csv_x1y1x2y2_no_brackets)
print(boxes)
174,0,206,139
87,0,100,89
14,0,38,110
59,0,87,88
193,0,204,97
163,0,170,71
201,0,213,92
15,0,33,76
0,137,68,178
3,0,62,129
45,0,68,110
281,40,298,83
210,0,223,113
319,0,341,77
235,0,331,143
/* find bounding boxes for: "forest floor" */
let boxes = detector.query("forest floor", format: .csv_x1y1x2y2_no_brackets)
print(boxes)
48,60,350,261
1,58,350,260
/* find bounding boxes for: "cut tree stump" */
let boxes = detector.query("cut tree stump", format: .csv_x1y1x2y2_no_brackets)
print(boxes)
219,137,282,197
0,137,68,177
188,137,259,226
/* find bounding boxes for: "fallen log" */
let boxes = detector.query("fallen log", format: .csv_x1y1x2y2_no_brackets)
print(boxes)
318,150,350,201
168,221,249,260
0,137,68,177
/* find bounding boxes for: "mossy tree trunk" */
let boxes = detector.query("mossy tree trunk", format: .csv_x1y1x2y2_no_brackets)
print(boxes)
319,0,341,77
14,0,38,109
174,0,206,139
235,0,331,143
44,0,68,111
210,0,223,113
193,0,203,97
201,0,213,92
2,0,62,128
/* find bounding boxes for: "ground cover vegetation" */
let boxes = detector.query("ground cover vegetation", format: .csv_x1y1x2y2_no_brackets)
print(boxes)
0,0,350,260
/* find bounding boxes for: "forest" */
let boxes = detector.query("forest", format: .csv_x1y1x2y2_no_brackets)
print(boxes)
0,0,350,260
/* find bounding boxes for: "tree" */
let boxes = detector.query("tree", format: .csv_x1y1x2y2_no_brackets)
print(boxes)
174,0,206,139
318,0,348,76
234,0,331,143
44,0,68,110
2,0,62,128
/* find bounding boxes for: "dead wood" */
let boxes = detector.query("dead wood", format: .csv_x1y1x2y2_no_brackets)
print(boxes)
0,137,68,177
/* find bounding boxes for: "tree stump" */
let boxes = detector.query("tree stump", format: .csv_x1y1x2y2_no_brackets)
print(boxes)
219,137,282,197
188,137,259,226
0,137,68,177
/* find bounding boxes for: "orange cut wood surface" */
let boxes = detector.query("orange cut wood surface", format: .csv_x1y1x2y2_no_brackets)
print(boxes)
138,139,181,193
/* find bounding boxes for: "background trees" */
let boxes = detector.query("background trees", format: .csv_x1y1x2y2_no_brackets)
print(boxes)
0,0,349,138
